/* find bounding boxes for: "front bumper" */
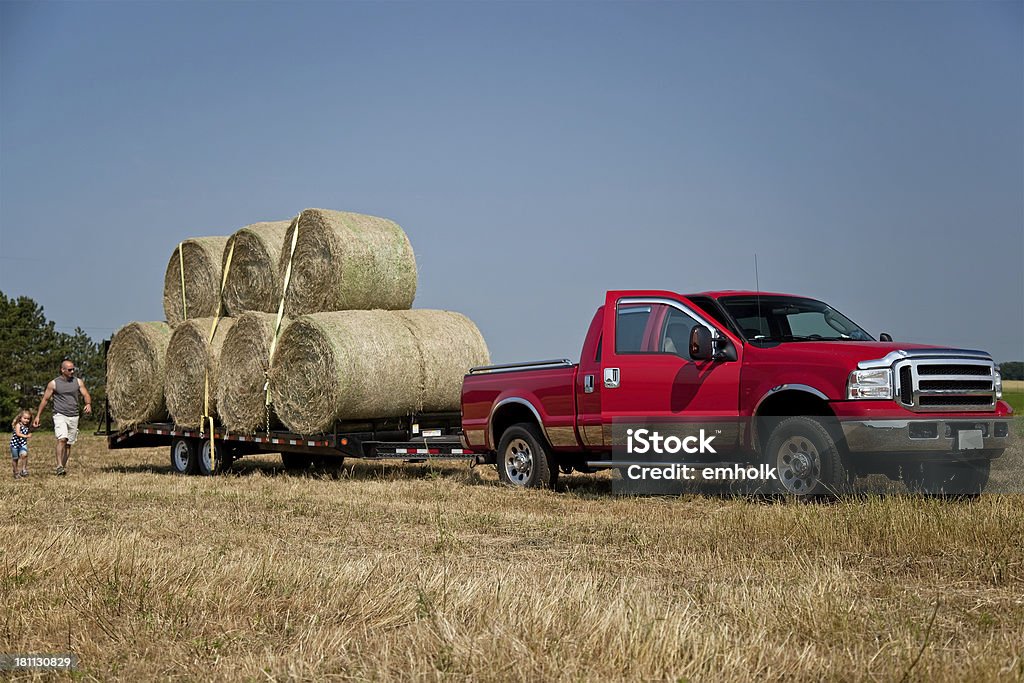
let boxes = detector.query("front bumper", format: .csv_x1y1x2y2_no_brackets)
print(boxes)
841,418,1013,455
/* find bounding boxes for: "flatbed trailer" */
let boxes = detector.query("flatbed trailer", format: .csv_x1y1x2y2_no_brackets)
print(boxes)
102,408,486,476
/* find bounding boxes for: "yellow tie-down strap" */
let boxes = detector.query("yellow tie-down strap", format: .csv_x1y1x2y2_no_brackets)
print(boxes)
264,212,302,425
200,238,236,468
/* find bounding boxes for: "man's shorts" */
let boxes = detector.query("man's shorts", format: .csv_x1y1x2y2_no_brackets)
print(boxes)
10,444,27,460
53,414,80,444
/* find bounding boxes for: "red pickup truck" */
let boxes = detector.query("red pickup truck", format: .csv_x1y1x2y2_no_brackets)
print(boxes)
462,290,1013,496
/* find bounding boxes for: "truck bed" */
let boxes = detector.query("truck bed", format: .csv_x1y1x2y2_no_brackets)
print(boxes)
462,359,581,451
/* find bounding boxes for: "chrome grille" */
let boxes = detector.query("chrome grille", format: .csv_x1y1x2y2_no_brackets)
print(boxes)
895,358,996,412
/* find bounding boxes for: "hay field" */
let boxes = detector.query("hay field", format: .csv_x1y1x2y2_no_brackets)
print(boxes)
2,430,1022,681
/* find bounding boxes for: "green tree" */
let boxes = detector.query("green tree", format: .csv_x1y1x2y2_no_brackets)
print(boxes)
0,292,105,424
1000,361,1023,381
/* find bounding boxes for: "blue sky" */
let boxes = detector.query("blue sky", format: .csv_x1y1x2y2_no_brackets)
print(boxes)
1,0,1021,363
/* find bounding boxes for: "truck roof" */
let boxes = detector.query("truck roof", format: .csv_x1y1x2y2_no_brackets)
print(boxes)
686,290,807,300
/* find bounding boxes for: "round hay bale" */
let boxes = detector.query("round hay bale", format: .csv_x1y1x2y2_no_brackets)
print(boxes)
279,209,417,317
269,310,489,434
107,322,172,429
162,236,230,325
393,310,491,410
164,317,235,429
221,221,291,316
216,312,287,433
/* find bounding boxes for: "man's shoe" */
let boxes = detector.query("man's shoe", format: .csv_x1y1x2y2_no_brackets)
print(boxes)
55,466,66,476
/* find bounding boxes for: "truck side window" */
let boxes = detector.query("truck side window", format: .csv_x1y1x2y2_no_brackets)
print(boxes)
659,308,702,360
615,305,651,353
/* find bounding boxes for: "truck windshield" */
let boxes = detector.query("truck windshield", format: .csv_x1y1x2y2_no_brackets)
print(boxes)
718,296,873,343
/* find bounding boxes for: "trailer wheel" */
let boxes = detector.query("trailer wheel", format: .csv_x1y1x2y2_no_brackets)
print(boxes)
170,438,198,475
761,416,849,498
197,439,231,476
497,423,557,489
902,460,990,496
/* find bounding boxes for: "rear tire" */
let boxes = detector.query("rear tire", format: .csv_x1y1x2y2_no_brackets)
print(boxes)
197,439,231,476
497,423,558,489
761,416,849,498
170,438,198,475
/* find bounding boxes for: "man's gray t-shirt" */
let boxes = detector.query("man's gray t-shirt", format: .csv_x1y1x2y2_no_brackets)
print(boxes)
53,376,81,417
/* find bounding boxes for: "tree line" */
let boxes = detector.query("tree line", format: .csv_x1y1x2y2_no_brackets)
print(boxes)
0,291,106,423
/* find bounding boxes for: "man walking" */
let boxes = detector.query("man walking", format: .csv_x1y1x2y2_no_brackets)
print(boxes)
33,360,92,476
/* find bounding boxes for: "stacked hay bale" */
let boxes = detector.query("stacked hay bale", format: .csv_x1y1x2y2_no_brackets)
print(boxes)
269,310,489,434
280,209,418,316
107,208,489,436
107,322,173,428
163,237,231,325
216,312,283,433
164,318,235,429
220,221,291,316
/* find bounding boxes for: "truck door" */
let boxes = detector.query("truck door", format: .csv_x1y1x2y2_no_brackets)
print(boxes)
576,307,605,450
600,291,742,451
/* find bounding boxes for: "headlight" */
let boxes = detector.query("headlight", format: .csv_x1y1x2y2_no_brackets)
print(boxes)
994,368,1002,399
847,368,893,400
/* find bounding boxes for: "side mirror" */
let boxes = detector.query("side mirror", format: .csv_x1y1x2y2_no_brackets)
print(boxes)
689,326,713,360
880,332,893,342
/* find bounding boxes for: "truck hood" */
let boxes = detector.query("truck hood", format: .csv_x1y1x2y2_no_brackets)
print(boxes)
745,341,990,368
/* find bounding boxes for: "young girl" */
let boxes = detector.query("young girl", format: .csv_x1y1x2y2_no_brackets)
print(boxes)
10,409,31,479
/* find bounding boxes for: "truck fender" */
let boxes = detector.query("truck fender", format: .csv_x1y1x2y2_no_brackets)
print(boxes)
488,396,550,450
751,384,833,451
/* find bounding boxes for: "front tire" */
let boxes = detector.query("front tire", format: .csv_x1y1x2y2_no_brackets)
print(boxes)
170,438,198,475
762,416,849,497
497,423,558,489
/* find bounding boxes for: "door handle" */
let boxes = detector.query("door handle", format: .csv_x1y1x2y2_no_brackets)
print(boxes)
604,367,620,389
584,374,595,393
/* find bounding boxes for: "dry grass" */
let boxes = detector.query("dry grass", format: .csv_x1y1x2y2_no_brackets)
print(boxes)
2,431,1022,681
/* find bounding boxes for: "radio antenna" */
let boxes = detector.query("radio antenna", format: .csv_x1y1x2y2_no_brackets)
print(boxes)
755,254,763,337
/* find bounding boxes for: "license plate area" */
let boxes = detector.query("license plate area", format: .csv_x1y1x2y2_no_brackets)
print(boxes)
956,429,983,450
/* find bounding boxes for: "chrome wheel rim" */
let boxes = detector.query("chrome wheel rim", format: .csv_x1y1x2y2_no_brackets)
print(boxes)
172,442,190,472
504,438,534,485
776,435,821,494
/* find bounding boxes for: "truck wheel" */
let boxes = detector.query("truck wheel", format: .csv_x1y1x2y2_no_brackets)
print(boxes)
197,439,231,476
281,452,314,473
497,423,558,489
762,416,849,497
170,438,198,475
902,460,990,496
